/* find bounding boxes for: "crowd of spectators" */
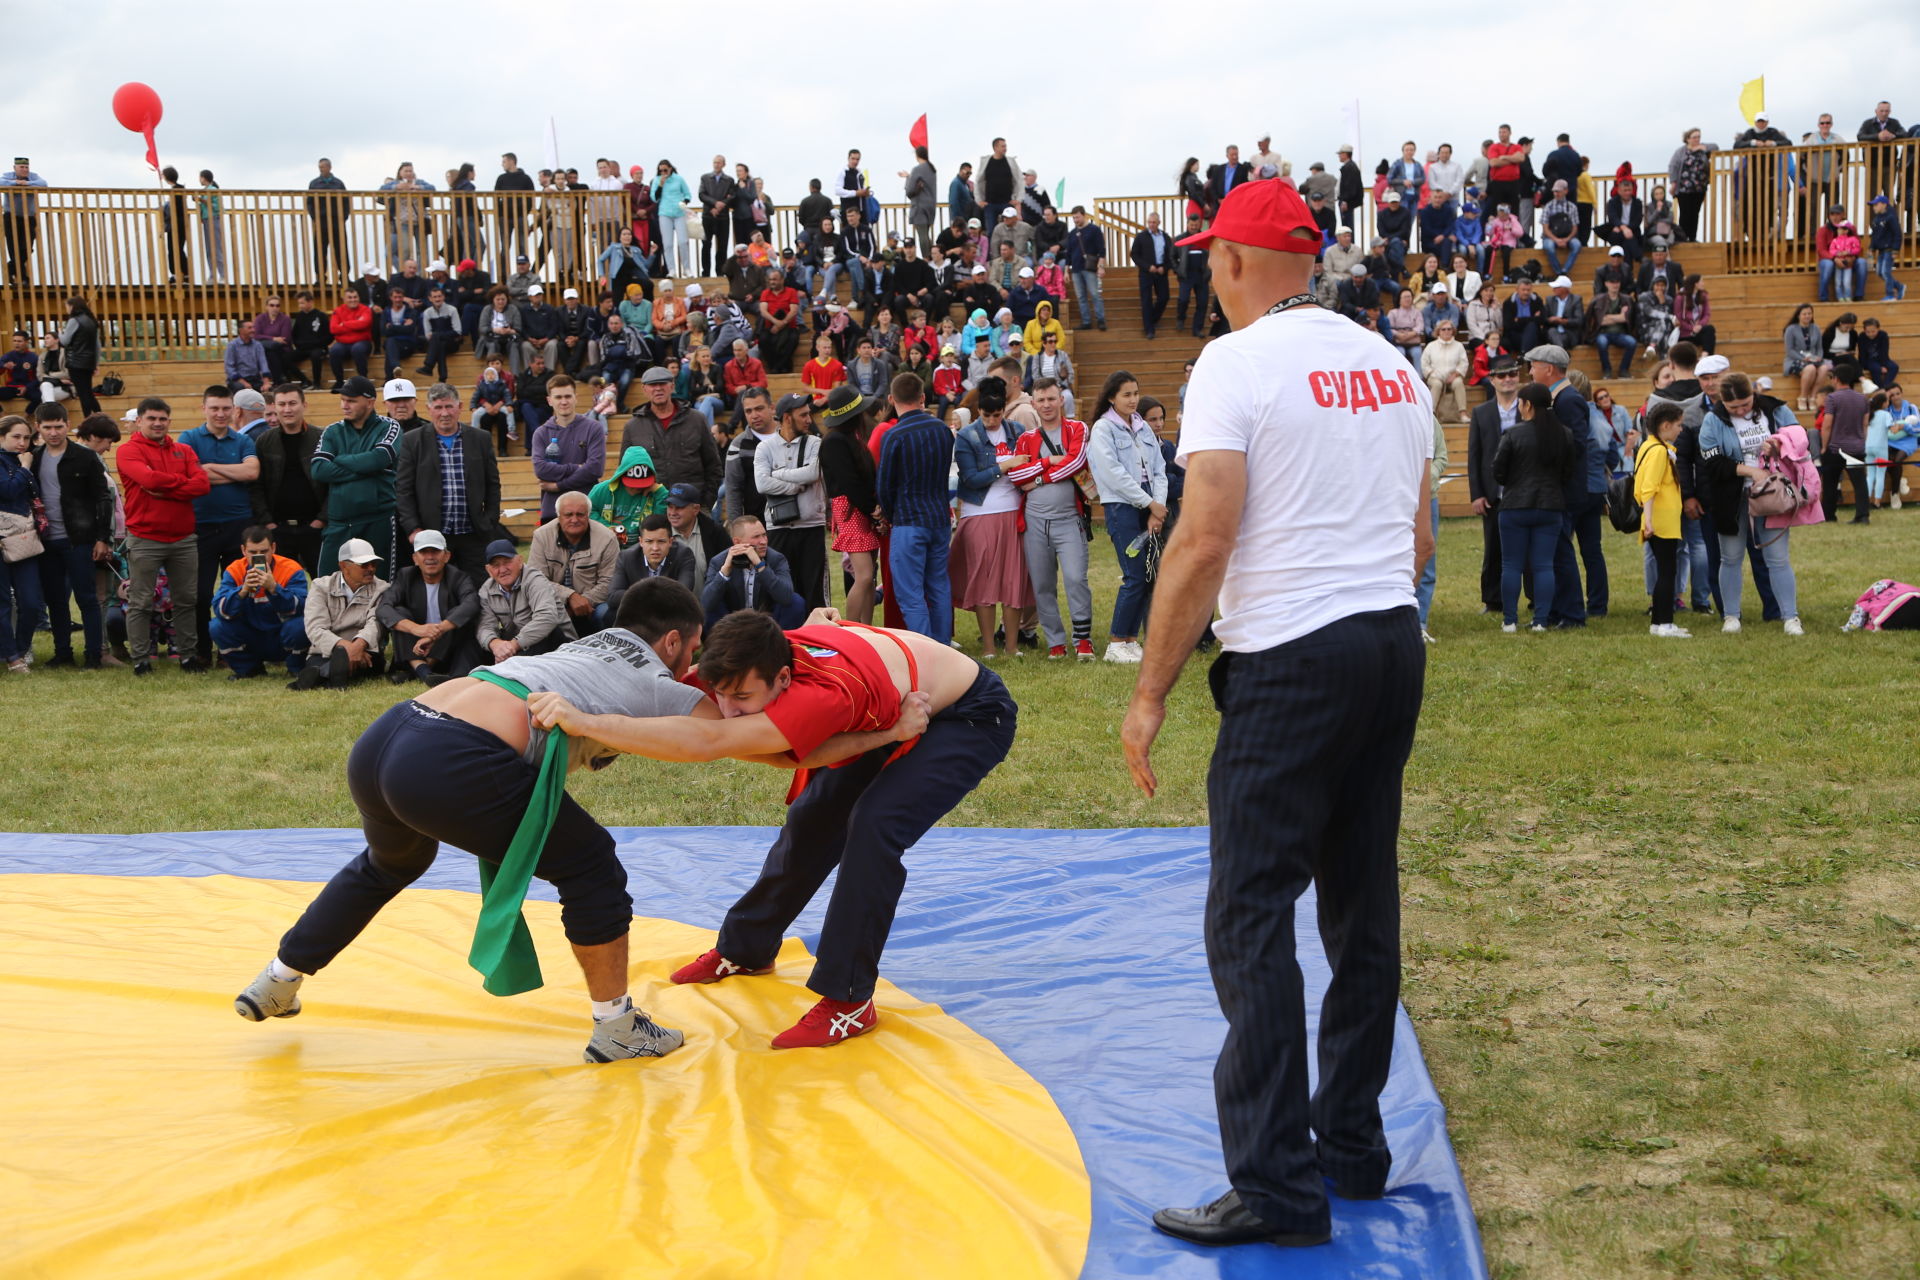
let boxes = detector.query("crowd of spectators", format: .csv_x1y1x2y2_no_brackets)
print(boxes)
0,110,1912,673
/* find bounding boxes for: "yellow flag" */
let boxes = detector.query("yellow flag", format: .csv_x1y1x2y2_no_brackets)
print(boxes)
1739,77,1765,128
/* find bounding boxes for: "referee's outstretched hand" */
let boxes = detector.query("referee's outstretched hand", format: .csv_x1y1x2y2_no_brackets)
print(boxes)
1121,695,1164,799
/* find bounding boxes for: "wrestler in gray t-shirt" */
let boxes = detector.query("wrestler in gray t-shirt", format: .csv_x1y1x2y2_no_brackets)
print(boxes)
490,627,705,771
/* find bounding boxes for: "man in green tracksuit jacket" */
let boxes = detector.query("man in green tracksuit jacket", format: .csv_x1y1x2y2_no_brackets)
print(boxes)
311,375,405,568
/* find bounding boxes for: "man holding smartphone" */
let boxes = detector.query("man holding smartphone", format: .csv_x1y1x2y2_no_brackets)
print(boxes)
700,514,798,630
210,525,311,680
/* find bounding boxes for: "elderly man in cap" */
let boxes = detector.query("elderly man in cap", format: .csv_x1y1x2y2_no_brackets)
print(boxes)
1542,276,1584,351
396,381,500,580
292,537,389,690
1323,223,1364,280
1336,262,1380,323
1251,135,1281,181
232,387,273,441
1375,190,1412,278
1131,211,1174,338
506,254,539,305
377,528,481,684
476,538,573,663
665,481,726,584
381,377,426,432
311,375,404,571
1541,180,1583,277
623,365,723,508
1525,343,1593,627
1121,177,1433,1250
1467,352,1527,613
532,489,621,633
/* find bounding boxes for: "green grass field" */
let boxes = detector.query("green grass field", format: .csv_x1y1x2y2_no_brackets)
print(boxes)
9,516,1920,1279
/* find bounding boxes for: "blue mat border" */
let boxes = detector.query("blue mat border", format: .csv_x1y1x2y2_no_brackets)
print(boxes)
0,826,1486,1280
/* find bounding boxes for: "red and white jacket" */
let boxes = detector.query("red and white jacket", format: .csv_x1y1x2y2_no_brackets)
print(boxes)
1006,417,1091,513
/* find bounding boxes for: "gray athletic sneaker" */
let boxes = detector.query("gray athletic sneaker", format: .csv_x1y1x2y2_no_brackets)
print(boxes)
583,1008,685,1063
234,962,304,1021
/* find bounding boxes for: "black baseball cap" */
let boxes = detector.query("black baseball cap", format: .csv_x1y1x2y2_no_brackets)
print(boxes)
339,375,378,398
665,483,701,508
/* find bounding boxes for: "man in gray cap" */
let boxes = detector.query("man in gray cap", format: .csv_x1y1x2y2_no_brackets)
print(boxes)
476,538,573,663
376,527,480,683
1525,344,1593,627
233,387,273,441
623,365,722,508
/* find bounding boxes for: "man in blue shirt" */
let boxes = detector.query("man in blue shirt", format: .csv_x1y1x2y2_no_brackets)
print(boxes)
876,374,955,642
1131,212,1173,339
179,385,263,664
1,156,47,283
1065,206,1107,331
225,320,272,392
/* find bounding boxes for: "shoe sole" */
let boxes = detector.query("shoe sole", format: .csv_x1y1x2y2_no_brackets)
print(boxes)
234,994,300,1021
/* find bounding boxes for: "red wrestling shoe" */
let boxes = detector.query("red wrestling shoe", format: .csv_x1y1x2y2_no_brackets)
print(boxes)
671,948,773,985
1047,644,1067,659
771,996,879,1049
1074,639,1094,661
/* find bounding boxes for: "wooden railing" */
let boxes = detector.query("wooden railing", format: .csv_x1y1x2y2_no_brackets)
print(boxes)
1704,139,1920,272
5,149,1907,356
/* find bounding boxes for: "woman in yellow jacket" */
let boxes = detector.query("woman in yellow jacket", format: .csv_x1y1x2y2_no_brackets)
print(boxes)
1023,298,1066,351
1635,399,1688,638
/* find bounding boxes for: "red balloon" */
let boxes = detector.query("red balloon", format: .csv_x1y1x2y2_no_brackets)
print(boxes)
111,82,163,134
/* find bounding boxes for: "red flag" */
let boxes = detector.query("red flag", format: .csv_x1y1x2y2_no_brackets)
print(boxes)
908,114,929,151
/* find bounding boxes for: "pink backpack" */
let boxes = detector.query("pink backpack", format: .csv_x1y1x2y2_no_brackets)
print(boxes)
1845,580,1920,631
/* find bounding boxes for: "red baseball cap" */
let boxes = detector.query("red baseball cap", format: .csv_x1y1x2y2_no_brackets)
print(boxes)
1175,181,1322,256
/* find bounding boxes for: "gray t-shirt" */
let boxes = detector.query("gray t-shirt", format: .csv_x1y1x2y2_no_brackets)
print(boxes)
1024,424,1079,519
491,627,705,772
36,447,65,541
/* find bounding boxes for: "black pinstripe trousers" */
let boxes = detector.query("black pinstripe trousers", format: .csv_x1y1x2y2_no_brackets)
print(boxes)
1204,606,1425,1233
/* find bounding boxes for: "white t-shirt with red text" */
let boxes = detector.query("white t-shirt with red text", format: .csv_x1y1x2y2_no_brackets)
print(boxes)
1177,305,1433,652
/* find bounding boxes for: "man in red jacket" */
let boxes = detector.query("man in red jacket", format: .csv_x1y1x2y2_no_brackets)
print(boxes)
117,396,212,674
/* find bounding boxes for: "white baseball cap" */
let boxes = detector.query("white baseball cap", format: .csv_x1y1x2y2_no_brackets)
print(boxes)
527,284,544,296
685,282,704,297
337,538,382,565
383,377,417,400
562,287,580,299
1550,275,1573,289
427,259,448,273
412,529,448,552
1696,354,1731,375
1431,282,1449,294
361,261,380,274
1019,267,1035,278
1002,207,1020,219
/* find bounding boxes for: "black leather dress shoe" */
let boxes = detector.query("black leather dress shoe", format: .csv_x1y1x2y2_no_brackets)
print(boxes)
1151,1190,1330,1248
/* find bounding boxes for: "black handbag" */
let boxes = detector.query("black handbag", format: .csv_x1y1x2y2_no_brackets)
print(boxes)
99,371,125,397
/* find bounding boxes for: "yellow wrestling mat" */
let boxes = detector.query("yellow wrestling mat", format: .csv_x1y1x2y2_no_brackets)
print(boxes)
0,874,1091,1280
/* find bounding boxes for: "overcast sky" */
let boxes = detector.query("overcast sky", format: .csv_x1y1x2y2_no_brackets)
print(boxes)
8,2,1918,206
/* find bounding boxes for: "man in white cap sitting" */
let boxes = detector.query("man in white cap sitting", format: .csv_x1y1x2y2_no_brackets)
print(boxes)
376,528,481,684
556,286,594,375
292,537,389,690
1543,276,1584,352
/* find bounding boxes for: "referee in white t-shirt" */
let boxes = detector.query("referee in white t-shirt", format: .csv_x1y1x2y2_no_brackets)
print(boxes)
1121,179,1435,1249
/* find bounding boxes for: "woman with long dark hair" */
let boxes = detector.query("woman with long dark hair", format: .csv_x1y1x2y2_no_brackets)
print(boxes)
1086,368,1167,663
819,387,880,623
1178,157,1209,223
1491,382,1574,632
60,297,101,416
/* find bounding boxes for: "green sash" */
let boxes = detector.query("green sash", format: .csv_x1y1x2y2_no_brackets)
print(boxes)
465,669,568,996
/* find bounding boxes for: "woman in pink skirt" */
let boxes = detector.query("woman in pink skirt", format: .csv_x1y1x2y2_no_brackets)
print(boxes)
818,385,881,623
949,377,1034,659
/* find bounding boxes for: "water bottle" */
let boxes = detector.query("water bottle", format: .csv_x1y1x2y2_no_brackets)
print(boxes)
545,433,561,460
1125,531,1152,557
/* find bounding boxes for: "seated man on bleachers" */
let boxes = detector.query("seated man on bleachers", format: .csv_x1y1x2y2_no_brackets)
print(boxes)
291,537,387,691
210,525,310,680
475,539,574,664
701,514,802,631
378,287,423,380
376,528,481,686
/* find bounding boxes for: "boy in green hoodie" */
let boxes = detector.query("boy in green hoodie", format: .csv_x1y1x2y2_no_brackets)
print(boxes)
587,446,668,546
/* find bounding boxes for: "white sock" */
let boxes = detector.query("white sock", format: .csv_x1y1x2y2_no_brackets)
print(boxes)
269,958,305,982
591,995,633,1022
